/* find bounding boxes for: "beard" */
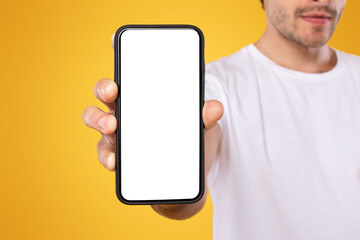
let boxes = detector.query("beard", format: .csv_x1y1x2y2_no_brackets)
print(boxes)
267,4,344,48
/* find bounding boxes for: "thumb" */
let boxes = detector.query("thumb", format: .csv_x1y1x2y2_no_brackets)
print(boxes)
203,100,224,132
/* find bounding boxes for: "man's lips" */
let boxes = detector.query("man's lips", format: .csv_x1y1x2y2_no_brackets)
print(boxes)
300,13,332,25
301,13,332,18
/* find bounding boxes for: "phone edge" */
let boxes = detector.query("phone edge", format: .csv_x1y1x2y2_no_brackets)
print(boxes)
114,24,205,205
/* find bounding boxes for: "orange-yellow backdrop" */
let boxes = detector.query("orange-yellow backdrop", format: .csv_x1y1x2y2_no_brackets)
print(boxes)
1,0,359,239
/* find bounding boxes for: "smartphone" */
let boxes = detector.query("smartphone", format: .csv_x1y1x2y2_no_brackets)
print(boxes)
114,24,205,205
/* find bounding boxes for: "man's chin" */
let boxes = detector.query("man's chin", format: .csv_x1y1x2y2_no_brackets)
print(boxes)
302,42,327,48
300,30,333,47
294,37,329,48
281,30,329,48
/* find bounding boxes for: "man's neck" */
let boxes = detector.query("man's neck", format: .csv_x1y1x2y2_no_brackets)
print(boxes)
253,26,337,74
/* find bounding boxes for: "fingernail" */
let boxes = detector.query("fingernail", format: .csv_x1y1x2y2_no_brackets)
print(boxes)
100,85,105,97
98,116,108,130
101,83,109,98
107,153,115,170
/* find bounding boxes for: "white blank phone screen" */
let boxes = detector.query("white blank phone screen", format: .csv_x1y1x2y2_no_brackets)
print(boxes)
120,28,201,201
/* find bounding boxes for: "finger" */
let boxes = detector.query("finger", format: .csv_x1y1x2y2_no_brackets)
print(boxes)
82,105,117,135
103,131,115,145
111,32,115,49
94,78,118,114
203,100,224,132
97,136,116,171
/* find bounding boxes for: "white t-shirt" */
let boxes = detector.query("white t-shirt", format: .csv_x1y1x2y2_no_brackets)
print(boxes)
204,43,360,240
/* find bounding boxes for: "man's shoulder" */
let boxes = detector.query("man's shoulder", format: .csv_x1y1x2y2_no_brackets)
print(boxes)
205,44,253,78
336,48,360,66
206,44,251,67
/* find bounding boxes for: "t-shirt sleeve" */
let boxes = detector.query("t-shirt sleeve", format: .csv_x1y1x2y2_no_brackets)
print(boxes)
204,61,226,131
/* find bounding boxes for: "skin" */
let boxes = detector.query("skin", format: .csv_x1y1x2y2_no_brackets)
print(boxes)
255,0,346,73
82,0,346,220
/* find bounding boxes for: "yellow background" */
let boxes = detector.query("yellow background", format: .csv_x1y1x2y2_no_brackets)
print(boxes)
1,0,359,239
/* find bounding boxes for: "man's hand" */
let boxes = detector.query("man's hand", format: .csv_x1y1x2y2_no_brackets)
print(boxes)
82,32,224,219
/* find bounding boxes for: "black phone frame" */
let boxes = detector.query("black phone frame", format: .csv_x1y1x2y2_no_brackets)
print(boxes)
114,24,205,205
